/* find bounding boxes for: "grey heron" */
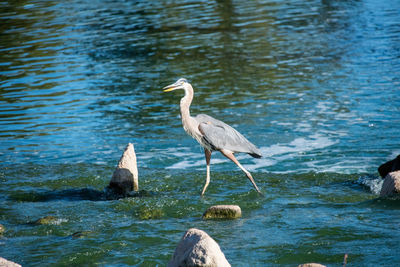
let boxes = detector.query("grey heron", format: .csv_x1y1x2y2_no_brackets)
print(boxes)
163,78,262,195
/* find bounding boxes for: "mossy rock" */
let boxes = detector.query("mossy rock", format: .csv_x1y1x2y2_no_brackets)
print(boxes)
31,216,59,225
138,206,164,220
202,205,242,220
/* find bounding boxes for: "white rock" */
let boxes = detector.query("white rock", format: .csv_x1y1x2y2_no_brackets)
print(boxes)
380,171,400,197
108,143,138,194
0,257,21,267
168,228,231,267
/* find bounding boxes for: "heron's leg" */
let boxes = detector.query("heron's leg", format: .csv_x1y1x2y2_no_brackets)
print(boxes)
201,149,212,196
220,150,261,193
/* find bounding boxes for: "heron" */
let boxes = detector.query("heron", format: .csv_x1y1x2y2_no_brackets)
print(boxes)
163,78,262,195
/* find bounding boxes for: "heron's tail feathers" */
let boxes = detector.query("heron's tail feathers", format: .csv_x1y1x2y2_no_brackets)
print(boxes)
249,152,262,158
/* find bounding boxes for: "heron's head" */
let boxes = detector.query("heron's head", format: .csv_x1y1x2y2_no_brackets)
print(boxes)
163,78,189,92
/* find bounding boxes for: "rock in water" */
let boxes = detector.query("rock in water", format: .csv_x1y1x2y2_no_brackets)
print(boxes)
380,171,400,197
298,264,326,267
108,143,138,194
0,257,22,267
378,155,400,178
32,215,59,225
0,224,5,234
202,205,241,220
168,228,231,267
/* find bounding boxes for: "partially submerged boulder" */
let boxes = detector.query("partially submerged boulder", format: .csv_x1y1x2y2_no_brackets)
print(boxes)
71,231,94,239
378,155,400,178
298,264,326,267
32,216,58,225
168,228,231,267
108,143,138,194
202,205,241,220
380,171,400,197
0,257,21,267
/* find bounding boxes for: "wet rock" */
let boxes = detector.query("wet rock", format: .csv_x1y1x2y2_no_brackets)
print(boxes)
202,205,241,220
378,155,400,178
137,206,164,220
298,264,326,267
71,231,93,239
168,228,230,267
0,224,5,234
380,171,400,197
108,143,138,195
31,216,59,225
0,257,21,267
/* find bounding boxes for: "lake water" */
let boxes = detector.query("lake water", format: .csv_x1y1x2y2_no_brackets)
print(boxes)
1,0,400,266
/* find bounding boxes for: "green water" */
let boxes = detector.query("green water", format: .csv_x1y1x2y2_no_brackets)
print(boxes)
1,0,400,266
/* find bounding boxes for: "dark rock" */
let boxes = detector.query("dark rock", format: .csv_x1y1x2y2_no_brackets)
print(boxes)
202,205,241,220
168,228,230,267
378,155,400,178
380,171,400,197
107,143,138,195
71,231,93,239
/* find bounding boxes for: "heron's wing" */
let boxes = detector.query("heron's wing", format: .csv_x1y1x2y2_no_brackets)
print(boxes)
195,114,262,157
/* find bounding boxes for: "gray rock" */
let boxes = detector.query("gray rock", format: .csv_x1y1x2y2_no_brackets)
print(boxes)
168,228,231,267
380,171,400,197
298,264,326,267
202,205,241,220
0,257,21,267
108,143,138,194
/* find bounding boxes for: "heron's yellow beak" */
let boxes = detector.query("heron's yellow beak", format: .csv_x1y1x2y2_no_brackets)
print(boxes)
163,83,179,92
163,86,176,92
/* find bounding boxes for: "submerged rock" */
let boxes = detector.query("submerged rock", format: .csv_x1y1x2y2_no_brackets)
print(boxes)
137,206,164,220
32,215,60,225
298,264,326,267
0,257,21,267
168,228,230,267
378,155,400,178
71,231,93,239
202,205,241,220
108,143,138,195
380,171,400,197
0,224,5,234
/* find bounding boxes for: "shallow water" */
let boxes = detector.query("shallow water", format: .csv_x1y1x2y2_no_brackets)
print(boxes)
1,0,400,266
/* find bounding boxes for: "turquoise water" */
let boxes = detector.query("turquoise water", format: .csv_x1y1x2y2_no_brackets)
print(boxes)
1,0,400,266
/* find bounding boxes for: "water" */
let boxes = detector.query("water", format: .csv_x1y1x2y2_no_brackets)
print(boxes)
1,0,400,265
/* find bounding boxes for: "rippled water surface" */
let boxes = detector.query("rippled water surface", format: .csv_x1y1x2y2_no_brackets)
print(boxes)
1,0,400,266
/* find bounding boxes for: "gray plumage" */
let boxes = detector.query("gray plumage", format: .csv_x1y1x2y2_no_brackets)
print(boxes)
163,78,262,195
195,114,262,158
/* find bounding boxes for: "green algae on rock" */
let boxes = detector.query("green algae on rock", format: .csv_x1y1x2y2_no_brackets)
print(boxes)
202,205,241,220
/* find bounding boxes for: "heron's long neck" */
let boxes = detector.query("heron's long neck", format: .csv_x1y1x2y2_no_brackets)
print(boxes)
180,85,194,122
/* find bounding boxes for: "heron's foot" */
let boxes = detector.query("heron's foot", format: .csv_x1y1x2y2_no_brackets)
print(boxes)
245,172,262,195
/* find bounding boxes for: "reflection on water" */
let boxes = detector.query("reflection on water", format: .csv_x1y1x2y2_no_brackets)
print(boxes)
1,1,400,265
1,0,400,171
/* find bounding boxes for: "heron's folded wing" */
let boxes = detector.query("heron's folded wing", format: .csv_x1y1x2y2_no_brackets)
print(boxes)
196,114,261,156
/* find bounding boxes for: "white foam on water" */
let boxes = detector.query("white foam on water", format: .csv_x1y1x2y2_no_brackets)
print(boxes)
165,133,338,172
246,133,337,172
166,158,228,169
356,175,384,195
